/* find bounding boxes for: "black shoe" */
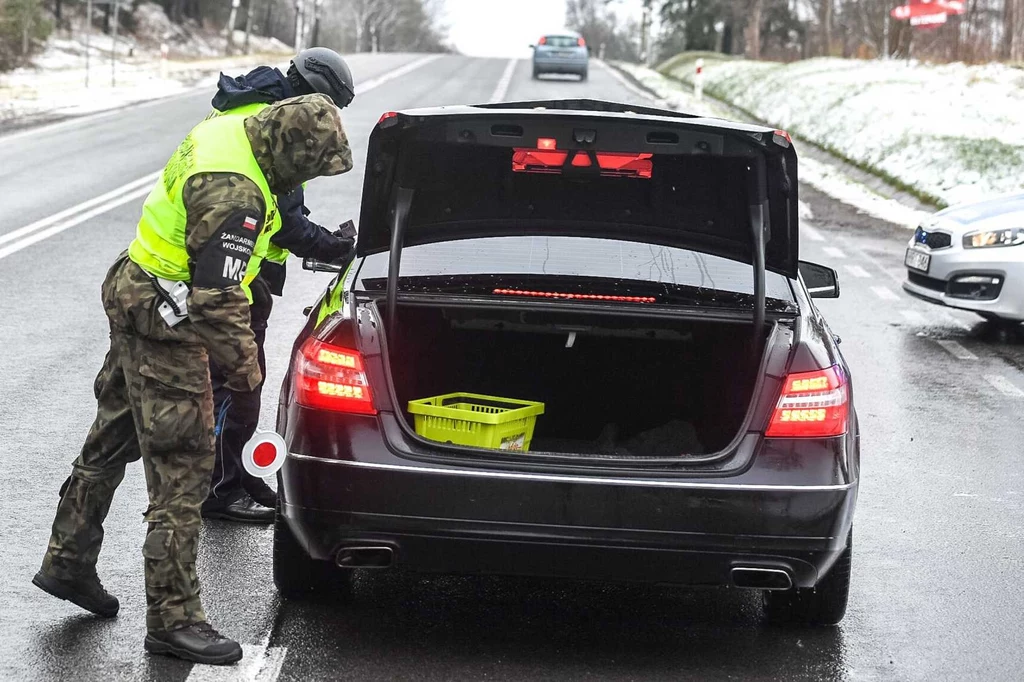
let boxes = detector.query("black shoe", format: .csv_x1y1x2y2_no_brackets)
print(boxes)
32,570,119,618
145,622,243,665
244,479,278,509
201,494,274,524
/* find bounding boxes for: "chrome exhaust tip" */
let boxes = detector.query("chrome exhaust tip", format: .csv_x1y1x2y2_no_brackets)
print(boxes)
335,546,394,569
730,566,793,591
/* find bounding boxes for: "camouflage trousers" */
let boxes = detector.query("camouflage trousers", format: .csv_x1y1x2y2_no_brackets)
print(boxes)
41,254,216,632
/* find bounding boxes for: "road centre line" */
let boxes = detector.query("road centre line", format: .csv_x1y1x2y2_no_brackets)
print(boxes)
184,644,287,682
489,58,518,103
822,246,846,259
845,264,870,278
935,339,978,360
0,181,156,260
0,172,160,248
356,54,443,95
984,374,1024,398
871,285,900,301
0,57,443,261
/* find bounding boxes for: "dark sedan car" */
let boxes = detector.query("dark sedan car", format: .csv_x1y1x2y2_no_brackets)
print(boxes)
274,100,859,626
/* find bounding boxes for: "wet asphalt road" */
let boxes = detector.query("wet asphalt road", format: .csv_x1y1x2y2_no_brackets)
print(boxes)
1,54,1023,681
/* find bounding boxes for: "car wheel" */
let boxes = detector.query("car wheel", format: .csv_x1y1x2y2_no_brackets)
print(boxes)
273,502,353,600
763,528,851,626
532,68,540,79
580,70,588,81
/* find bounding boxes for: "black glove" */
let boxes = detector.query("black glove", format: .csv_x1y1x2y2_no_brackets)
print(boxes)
315,232,355,263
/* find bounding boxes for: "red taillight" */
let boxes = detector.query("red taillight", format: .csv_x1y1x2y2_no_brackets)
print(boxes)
577,37,586,47
511,148,653,179
772,130,792,148
538,36,547,45
294,338,376,415
765,366,848,438
493,289,656,303
378,111,399,127
537,137,557,150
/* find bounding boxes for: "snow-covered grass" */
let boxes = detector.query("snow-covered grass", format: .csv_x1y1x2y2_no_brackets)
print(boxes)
611,60,933,229
0,2,293,127
651,54,1024,208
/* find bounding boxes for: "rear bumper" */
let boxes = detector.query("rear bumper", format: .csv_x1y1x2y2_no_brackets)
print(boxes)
280,452,858,589
533,58,588,74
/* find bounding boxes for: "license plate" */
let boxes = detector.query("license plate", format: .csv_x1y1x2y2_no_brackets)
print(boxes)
905,248,930,273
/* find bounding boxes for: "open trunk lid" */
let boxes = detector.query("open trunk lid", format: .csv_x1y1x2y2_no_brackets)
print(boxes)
355,99,799,278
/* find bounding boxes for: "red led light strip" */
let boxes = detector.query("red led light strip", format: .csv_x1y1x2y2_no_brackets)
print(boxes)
493,288,656,303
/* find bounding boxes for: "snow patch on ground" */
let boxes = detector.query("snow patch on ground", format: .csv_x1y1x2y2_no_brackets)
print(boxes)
654,55,1024,207
0,3,292,127
614,61,929,229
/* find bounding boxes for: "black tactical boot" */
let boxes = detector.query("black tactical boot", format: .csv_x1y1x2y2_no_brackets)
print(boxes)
201,493,274,524
244,479,278,509
145,622,243,665
32,570,119,618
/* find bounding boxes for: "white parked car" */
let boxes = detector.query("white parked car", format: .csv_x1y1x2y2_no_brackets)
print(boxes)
903,193,1024,323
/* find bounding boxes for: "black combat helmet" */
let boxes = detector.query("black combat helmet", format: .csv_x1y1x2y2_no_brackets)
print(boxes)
288,47,356,109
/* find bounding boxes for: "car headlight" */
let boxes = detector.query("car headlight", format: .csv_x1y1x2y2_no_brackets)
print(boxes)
962,228,1024,249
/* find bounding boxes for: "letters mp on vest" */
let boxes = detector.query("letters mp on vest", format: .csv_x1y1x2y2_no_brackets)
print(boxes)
192,210,261,289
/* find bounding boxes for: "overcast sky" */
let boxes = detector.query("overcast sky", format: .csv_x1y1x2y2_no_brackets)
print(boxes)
444,0,644,58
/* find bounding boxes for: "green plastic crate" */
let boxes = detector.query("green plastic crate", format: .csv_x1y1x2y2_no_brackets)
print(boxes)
407,392,545,452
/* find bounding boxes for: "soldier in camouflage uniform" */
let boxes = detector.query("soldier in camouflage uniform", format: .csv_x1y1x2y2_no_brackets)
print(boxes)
33,94,352,666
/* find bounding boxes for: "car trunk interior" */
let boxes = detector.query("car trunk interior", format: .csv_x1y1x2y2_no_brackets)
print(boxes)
381,303,771,456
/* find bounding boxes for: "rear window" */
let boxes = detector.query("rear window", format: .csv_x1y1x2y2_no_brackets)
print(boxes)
355,236,793,301
540,36,581,48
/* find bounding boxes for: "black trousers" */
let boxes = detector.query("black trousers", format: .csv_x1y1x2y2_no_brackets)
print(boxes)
205,277,273,507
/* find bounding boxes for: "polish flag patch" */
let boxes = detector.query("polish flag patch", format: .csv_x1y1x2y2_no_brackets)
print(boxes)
242,215,259,231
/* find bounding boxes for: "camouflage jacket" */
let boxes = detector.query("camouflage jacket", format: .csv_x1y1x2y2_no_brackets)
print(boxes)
183,94,352,391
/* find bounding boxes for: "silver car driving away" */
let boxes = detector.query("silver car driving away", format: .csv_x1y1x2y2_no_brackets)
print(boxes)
903,192,1024,323
531,31,589,80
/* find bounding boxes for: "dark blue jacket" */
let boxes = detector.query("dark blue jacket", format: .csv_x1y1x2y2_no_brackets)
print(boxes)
212,68,350,294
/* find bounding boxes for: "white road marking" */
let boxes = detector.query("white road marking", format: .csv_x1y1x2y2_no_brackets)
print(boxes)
0,181,156,260
801,224,825,242
940,310,974,332
845,265,870,278
822,246,846,259
0,57,443,260
900,310,928,325
489,58,518,103
0,172,159,248
935,339,978,360
871,286,900,301
985,375,1024,398
596,59,667,104
256,646,288,682
356,54,444,95
953,493,977,498
798,200,814,221
185,643,287,682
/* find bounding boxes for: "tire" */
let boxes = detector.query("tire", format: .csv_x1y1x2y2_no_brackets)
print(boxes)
273,502,352,600
532,68,540,80
580,69,588,81
763,528,852,626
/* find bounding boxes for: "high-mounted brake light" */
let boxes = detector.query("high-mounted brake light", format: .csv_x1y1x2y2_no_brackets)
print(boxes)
294,338,376,415
765,366,848,438
493,289,656,303
512,147,653,179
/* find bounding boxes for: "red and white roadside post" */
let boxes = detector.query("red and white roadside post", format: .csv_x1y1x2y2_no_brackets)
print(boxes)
159,43,169,79
241,430,288,480
694,58,705,102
